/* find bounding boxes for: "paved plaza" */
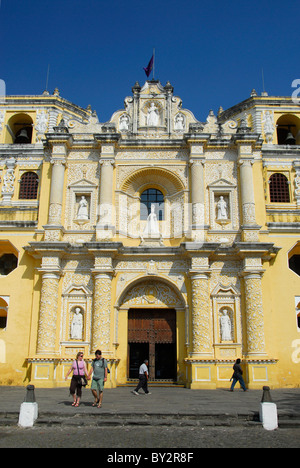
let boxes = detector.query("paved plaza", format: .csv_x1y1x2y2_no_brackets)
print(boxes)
0,385,299,423
0,386,300,448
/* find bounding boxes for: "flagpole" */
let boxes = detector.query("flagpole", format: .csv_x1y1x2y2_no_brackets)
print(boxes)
153,48,155,80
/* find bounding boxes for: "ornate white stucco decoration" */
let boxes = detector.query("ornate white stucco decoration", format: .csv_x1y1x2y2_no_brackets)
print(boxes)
262,110,275,144
119,279,185,309
35,109,49,142
1,157,16,204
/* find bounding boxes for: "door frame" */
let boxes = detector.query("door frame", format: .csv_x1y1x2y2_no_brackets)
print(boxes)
127,308,177,381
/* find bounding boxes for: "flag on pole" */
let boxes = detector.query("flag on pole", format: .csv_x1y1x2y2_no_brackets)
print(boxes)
143,54,154,78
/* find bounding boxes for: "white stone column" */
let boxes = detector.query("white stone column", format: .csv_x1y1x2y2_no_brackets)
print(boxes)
243,272,266,355
235,133,261,241
132,81,141,133
36,272,60,354
190,272,212,356
190,158,205,241
98,159,114,220
239,159,256,226
47,158,66,225
45,132,72,240
187,137,208,241
92,272,113,355
95,139,116,240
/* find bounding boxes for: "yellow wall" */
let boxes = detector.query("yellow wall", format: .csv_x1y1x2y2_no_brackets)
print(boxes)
0,236,36,385
262,238,300,387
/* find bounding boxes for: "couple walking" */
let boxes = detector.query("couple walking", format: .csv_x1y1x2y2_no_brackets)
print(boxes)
65,350,108,407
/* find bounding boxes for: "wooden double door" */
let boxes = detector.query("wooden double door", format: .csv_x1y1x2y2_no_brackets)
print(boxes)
128,308,177,380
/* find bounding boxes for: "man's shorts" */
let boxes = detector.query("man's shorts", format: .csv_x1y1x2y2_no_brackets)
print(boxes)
91,378,105,392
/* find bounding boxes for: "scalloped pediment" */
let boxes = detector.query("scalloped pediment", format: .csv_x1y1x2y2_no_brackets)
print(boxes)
62,284,93,297
211,283,240,297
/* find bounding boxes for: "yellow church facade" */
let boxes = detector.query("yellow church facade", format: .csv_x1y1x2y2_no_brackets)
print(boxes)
0,81,299,389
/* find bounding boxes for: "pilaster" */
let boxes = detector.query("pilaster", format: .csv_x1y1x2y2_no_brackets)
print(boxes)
44,128,73,240
187,136,209,241
234,127,261,242
94,135,119,241
89,245,118,357
91,261,114,357
190,271,212,356
242,271,266,356
36,263,61,355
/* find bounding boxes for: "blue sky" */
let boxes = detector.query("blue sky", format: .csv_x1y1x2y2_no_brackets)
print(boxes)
0,0,299,122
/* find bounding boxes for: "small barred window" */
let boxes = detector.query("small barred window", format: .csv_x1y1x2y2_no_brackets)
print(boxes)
19,172,39,200
269,173,290,203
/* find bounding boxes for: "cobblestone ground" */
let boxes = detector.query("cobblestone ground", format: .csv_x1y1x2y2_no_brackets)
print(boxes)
0,425,299,449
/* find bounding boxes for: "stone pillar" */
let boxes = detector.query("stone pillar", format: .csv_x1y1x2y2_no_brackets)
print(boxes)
187,137,208,242
190,159,205,242
36,272,60,354
94,135,119,240
45,130,72,241
190,159,205,229
243,272,266,355
165,81,173,134
132,81,141,133
99,159,114,218
235,130,261,241
47,159,66,225
190,272,212,356
239,159,256,226
96,159,114,240
92,272,113,355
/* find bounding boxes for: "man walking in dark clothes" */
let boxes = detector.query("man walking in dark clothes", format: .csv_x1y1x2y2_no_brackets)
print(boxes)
132,359,151,395
230,358,247,392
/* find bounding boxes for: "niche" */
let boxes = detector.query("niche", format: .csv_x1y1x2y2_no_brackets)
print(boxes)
211,283,242,360
61,284,92,347
75,194,91,224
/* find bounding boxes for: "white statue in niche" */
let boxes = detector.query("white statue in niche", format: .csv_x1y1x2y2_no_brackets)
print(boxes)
71,307,83,340
216,196,228,220
262,110,275,144
147,103,159,126
174,113,185,131
143,204,159,237
119,113,129,132
77,196,89,220
220,309,232,342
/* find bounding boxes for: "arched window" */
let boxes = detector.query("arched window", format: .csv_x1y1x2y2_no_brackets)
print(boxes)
19,172,39,200
140,188,164,220
269,173,290,203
